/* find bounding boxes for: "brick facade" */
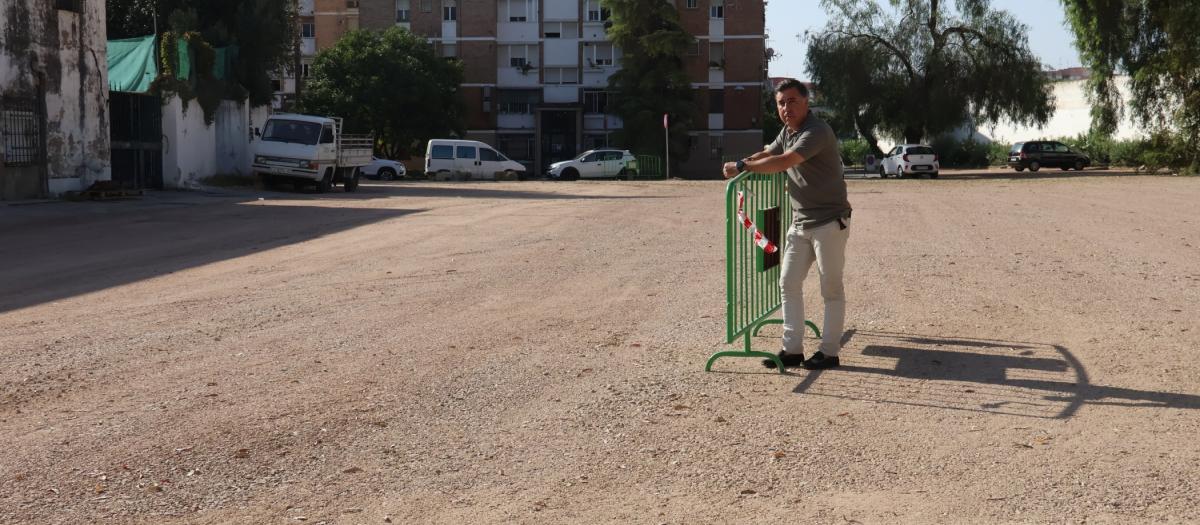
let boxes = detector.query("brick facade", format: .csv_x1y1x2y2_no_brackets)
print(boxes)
295,0,766,177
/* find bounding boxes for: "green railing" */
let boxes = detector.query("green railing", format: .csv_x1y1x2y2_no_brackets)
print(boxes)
628,155,664,180
705,170,820,373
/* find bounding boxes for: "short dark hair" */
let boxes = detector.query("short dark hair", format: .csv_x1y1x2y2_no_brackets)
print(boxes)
774,78,809,99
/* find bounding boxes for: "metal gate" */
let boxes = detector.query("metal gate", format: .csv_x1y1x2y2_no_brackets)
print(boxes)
706,169,819,373
109,92,163,190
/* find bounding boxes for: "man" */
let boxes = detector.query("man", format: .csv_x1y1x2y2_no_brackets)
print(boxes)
723,78,852,370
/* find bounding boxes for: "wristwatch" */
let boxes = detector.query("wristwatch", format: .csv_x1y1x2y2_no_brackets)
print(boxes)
735,159,746,171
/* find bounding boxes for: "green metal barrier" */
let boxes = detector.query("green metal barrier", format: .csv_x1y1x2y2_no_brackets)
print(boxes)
705,170,820,373
628,155,664,180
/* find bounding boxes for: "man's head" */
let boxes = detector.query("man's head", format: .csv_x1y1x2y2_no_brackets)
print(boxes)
774,79,810,130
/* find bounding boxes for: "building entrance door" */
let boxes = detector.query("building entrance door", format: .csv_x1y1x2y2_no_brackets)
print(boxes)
540,110,577,174
109,92,163,190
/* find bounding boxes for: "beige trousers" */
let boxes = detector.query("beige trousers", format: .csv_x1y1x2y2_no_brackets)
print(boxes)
779,217,850,356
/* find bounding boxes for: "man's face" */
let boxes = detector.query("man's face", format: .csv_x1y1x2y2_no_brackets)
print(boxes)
776,87,809,129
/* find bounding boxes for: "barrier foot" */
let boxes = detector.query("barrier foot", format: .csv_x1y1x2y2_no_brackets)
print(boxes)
805,321,821,339
706,333,787,374
748,318,822,339
705,350,786,374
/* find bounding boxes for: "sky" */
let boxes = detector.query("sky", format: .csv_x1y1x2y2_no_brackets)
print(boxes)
765,0,1084,79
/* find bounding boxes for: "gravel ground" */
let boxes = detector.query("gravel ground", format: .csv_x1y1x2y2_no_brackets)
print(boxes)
2,174,1199,524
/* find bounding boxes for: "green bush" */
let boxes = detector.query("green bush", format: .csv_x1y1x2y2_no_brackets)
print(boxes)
839,139,871,166
929,136,994,168
1054,130,1198,172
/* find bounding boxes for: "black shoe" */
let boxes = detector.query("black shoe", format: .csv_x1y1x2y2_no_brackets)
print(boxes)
762,350,804,369
801,352,840,370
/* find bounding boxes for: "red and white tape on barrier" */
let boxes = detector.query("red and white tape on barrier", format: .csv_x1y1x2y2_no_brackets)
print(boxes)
735,191,778,254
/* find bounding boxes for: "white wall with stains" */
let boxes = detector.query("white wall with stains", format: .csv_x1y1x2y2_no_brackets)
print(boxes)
0,0,111,199
162,98,273,188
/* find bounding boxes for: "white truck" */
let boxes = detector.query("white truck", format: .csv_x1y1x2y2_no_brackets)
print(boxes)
252,114,374,192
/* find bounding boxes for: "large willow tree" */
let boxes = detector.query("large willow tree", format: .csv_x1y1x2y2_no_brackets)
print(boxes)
806,0,1054,147
1060,0,1200,142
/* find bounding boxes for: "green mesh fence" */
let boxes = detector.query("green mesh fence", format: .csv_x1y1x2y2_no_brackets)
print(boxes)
628,155,665,180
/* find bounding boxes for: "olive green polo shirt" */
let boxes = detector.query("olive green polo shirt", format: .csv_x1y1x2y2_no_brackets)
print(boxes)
767,111,853,228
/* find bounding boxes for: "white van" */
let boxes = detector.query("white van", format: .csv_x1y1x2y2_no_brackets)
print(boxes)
425,139,527,180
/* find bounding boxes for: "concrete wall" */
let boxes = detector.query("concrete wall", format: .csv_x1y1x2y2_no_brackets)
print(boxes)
982,77,1142,144
0,0,110,199
162,98,272,188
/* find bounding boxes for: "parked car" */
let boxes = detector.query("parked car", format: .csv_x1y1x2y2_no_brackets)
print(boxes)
879,144,940,178
252,114,373,193
549,149,639,180
1007,141,1091,172
425,139,527,180
361,157,406,180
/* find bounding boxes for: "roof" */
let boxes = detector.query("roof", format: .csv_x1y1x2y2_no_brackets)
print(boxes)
267,113,335,124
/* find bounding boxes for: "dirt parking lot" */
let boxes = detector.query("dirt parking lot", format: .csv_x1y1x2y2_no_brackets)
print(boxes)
2,173,1199,524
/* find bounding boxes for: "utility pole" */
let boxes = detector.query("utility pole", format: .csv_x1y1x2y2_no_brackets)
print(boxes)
293,0,303,108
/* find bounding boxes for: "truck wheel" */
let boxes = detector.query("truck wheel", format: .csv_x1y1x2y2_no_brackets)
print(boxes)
316,169,333,193
344,168,360,192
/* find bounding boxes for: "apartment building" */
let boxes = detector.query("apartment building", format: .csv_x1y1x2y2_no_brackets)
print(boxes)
286,0,764,176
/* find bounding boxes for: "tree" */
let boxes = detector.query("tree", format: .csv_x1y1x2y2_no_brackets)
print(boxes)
603,0,699,168
106,0,296,106
297,27,466,160
805,0,1055,145
1060,1,1200,143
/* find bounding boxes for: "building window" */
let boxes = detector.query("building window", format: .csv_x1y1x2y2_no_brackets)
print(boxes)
1,97,40,167
498,134,535,163
443,0,456,21
419,0,432,12
686,39,699,56
585,44,618,67
585,0,610,21
710,0,724,19
271,79,282,91
583,90,609,114
709,135,723,160
55,0,83,12
499,44,538,69
496,89,539,114
686,0,699,8
544,67,578,84
443,43,457,58
543,22,578,38
500,0,535,22
583,134,611,150
709,42,724,68
302,63,311,78
709,89,724,113
396,0,410,21
302,23,315,38
689,135,699,150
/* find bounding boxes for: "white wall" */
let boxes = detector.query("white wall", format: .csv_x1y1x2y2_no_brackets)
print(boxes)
161,98,271,188
983,77,1142,144
0,0,111,196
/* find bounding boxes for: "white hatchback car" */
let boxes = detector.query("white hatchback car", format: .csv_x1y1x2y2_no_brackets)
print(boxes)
880,144,940,179
361,157,407,180
549,149,639,180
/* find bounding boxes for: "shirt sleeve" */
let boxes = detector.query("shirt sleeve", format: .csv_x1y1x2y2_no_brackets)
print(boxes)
767,130,785,156
788,128,828,160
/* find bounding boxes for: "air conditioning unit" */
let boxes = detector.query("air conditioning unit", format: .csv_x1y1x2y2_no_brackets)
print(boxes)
483,101,491,113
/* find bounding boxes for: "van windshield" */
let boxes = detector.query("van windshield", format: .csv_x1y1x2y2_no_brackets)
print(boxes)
262,119,322,145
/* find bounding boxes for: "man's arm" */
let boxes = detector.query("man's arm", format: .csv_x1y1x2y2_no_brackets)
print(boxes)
723,150,804,179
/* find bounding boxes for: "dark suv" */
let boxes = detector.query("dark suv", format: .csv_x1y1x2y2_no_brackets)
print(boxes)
1007,141,1091,172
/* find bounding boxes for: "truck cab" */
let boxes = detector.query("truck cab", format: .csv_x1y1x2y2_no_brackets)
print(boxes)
253,114,373,192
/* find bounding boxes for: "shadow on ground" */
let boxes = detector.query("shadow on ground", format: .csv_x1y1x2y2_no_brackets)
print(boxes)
790,330,1200,419
0,201,419,314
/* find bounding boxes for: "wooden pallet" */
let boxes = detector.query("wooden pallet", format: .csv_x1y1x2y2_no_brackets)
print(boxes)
80,189,147,200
